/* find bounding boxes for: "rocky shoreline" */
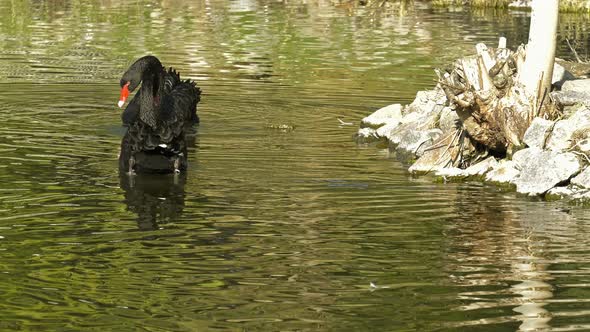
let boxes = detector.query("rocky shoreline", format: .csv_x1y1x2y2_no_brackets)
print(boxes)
357,59,590,203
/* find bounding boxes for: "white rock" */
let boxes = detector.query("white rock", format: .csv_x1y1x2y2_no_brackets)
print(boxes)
552,62,575,88
401,111,425,124
464,157,498,176
546,107,590,151
577,139,590,153
405,90,447,116
546,186,576,198
435,167,467,178
375,121,401,138
376,89,447,139
408,132,455,174
361,104,403,127
547,186,590,201
409,158,446,174
551,90,590,108
523,117,554,149
485,160,520,183
573,190,590,200
355,127,379,142
571,167,590,188
511,147,581,195
512,148,537,169
545,120,572,151
438,107,460,133
394,129,443,156
387,123,412,145
433,157,497,179
562,79,590,94
400,108,441,132
569,106,590,123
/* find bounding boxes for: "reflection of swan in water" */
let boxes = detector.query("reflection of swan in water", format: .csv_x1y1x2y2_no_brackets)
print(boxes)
119,171,187,230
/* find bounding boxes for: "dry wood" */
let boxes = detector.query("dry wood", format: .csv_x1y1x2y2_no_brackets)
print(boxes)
566,38,584,63
427,2,559,170
437,40,558,160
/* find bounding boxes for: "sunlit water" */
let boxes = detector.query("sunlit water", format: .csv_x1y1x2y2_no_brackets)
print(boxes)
1,1,590,331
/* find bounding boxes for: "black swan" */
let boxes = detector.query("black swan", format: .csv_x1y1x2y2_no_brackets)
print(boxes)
117,55,201,174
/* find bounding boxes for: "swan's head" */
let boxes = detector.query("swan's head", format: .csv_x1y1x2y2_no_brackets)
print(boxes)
118,69,141,108
118,56,161,108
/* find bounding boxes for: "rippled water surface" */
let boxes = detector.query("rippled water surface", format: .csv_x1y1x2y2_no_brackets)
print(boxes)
2,1,590,331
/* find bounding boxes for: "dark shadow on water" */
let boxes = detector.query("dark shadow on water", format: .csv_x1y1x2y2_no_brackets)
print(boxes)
119,171,187,231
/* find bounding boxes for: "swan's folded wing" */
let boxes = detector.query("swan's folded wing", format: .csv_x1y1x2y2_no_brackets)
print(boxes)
155,81,200,143
161,80,201,125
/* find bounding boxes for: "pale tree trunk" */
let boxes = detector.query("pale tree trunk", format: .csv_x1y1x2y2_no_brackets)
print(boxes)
518,0,559,109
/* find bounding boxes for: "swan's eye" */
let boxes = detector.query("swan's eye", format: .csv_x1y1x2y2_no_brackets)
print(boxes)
118,82,131,108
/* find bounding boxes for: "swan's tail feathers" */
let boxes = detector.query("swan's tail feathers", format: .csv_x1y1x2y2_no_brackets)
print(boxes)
164,67,182,93
168,67,179,75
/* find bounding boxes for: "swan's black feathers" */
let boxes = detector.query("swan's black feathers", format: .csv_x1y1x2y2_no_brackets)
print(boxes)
164,67,181,93
118,56,201,173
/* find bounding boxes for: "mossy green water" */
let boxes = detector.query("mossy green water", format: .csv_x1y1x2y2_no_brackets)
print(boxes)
1,1,590,331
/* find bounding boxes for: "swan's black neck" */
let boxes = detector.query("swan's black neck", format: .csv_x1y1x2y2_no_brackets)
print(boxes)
122,56,164,128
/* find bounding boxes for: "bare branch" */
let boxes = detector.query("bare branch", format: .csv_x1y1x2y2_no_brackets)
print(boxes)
566,38,583,63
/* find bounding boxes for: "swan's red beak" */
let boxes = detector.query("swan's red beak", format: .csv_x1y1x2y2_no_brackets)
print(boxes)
118,82,130,108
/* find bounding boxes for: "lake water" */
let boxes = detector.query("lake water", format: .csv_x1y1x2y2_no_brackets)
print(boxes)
2,1,590,331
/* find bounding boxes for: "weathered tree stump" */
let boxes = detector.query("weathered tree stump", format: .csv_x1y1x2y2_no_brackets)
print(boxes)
436,39,559,160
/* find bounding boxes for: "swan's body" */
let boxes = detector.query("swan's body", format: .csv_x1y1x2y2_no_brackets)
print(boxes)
117,56,201,174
